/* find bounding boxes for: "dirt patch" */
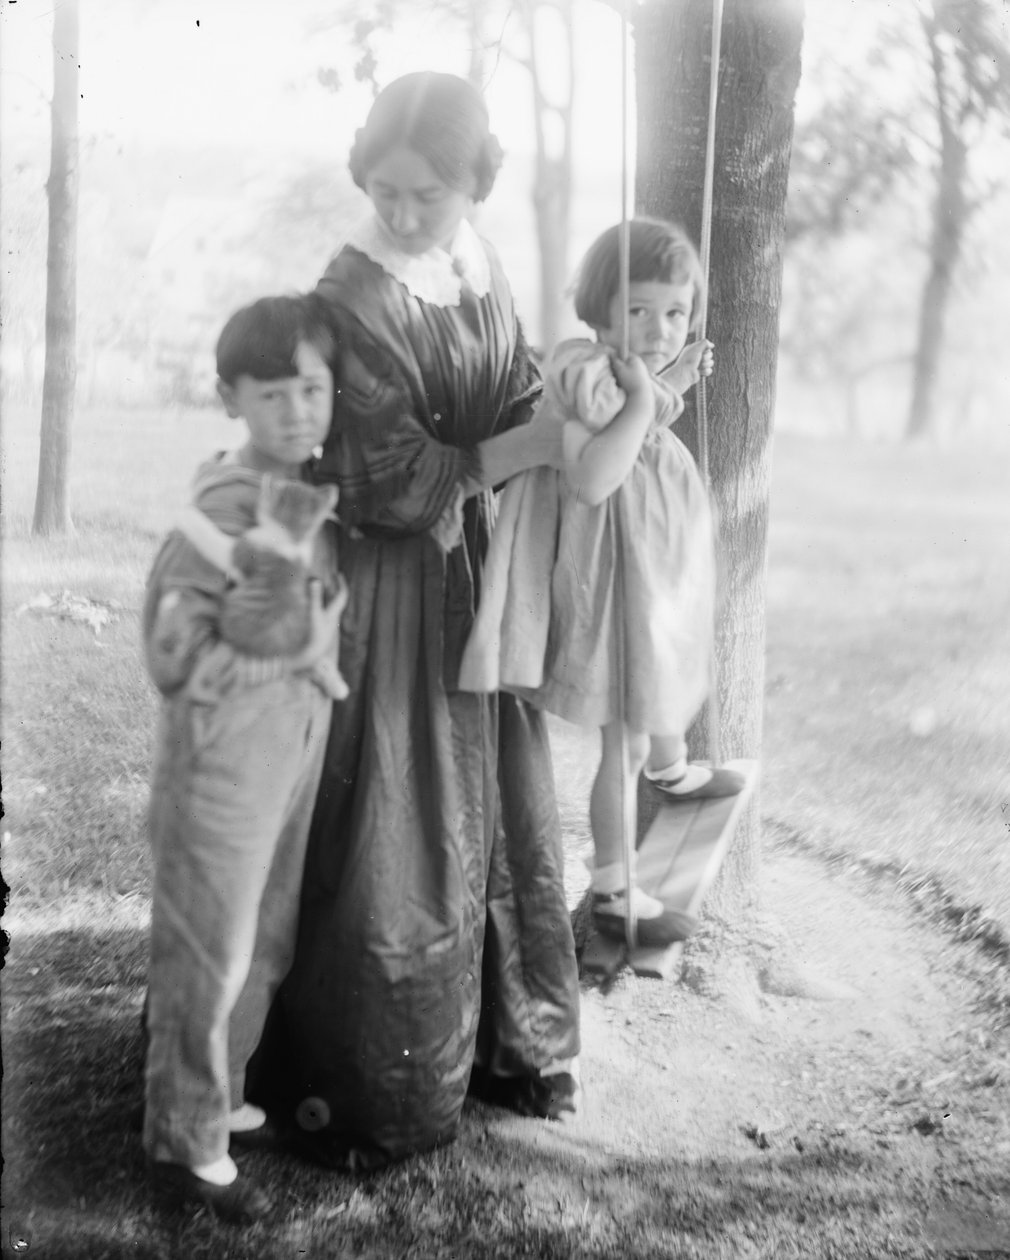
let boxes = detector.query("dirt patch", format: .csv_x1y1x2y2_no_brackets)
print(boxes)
5,787,1010,1256
579,849,975,1151
477,843,1010,1256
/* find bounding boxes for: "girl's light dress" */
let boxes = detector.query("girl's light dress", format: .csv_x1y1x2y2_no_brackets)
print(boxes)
460,338,716,738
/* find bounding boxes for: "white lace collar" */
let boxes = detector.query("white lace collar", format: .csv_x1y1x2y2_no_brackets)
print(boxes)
343,214,491,307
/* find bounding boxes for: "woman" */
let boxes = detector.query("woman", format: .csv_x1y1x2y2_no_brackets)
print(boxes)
251,72,580,1168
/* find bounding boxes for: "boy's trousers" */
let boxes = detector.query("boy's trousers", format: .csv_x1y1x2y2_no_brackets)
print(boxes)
143,672,330,1169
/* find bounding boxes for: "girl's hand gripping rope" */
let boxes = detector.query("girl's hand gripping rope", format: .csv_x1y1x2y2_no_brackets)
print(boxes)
659,338,714,398
610,350,653,401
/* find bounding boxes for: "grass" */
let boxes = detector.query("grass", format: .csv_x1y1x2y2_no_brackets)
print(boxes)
6,911,1004,1259
3,402,1010,1256
763,437,1010,933
2,405,235,909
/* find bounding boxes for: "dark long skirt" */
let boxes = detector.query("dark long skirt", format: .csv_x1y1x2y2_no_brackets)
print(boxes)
250,529,580,1166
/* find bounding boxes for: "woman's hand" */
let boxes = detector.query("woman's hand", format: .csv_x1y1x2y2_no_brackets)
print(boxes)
467,353,651,494
659,339,714,397
468,420,565,491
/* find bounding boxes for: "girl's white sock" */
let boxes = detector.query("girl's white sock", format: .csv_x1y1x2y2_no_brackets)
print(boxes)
589,859,634,896
191,1153,238,1186
590,862,665,919
646,761,713,794
645,758,688,782
540,1056,581,1084
608,886,666,919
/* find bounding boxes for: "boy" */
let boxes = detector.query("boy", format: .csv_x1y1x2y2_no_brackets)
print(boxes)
141,294,343,1224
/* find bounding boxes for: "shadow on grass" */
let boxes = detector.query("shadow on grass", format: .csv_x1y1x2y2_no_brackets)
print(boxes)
4,922,1000,1259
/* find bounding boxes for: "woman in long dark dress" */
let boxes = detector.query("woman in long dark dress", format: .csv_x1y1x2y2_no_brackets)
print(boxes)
252,72,580,1168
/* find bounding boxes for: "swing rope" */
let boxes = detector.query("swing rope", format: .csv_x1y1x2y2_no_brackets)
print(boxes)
696,0,725,770
614,0,725,950
616,6,636,949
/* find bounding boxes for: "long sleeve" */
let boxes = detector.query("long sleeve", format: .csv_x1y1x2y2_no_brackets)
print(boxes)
313,243,539,540
498,316,542,435
141,466,296,697
142,537,226,696
316,340,478,536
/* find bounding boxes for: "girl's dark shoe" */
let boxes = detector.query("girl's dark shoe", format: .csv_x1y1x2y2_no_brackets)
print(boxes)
149,1161,273,1224
647,765,745,801
592,892,698,946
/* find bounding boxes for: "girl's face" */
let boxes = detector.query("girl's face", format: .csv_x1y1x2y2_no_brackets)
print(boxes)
598,279,695,372
364,146,476,255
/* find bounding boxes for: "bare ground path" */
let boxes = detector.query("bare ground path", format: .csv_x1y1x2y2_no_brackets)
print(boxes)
7,826,1008,1258
563,842,1010,1256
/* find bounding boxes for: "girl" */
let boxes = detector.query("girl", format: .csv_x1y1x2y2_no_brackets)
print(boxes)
461,217,743,948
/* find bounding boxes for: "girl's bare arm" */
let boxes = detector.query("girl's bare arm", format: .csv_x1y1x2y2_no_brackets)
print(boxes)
562,354,655,507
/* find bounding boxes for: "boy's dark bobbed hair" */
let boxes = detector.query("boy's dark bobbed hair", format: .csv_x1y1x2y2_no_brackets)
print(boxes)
573,217,706,332
215,293,337,385
349,71,503,203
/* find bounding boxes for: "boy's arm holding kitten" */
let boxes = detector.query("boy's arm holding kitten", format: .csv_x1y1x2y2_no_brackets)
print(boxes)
219,478,340,658
147,477,348,700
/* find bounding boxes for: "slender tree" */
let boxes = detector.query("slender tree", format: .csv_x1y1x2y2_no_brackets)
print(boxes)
905,0,1010,440
33,0,80,536
521,0,574,352
782,0,1010,442
634,0,804,952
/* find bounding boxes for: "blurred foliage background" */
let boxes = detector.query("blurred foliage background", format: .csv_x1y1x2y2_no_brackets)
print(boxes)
3,0,1009,445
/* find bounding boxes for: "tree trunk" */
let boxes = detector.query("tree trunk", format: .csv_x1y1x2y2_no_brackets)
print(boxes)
904,90,969,439
33,0,80,537
527,0,573,353
634,0,804,925
466,0,489,87
532,155,570,354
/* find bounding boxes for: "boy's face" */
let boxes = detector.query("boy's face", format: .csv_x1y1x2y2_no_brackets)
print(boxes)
597,280,694,372
218,341,333,475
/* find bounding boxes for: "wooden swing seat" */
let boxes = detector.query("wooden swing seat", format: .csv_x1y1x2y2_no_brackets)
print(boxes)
581,758,759,982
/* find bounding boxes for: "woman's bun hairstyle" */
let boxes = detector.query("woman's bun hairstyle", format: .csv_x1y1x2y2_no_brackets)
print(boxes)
349,71,503,202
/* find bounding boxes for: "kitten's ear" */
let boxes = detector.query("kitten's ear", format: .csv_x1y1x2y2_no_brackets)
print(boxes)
309,483,339,530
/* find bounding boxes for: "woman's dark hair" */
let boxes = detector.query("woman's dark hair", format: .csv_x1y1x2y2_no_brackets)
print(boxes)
349,71,503,203
573,218,706,332
215,293,337,385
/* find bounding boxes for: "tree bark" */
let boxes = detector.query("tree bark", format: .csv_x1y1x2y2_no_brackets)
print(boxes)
634,0,804,922
33,0,80,537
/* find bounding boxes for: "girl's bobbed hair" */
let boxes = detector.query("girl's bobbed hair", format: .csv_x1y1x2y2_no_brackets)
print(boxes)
573,217,707,333
349,71,504,203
